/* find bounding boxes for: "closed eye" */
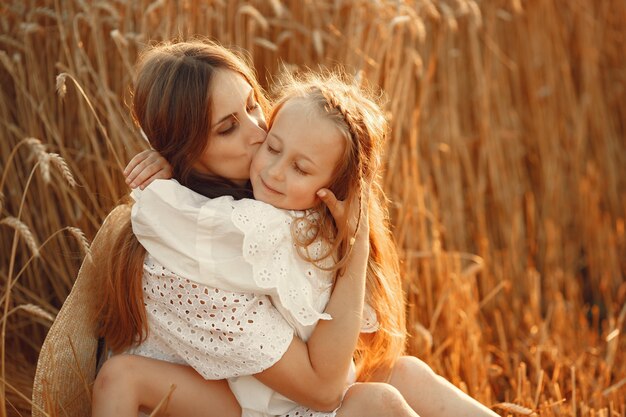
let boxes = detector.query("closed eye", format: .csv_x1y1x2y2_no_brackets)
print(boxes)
247,101,260,112
266,143,279,154
294,164,308,175
218,122,237,135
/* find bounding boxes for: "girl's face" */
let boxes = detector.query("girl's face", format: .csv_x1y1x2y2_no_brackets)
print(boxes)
250,98,346,210
193,69,267,185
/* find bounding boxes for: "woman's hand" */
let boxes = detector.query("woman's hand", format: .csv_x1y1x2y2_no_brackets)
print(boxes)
316,183,370,242
256,186,373,409
124,149,172,189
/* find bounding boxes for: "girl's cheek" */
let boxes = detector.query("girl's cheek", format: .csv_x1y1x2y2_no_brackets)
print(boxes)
249,154,261,173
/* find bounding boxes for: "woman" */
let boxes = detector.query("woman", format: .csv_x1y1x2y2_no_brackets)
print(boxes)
94,40,416,417
94,40,498,417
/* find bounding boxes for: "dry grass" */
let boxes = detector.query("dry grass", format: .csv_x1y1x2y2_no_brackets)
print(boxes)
1,0,624,416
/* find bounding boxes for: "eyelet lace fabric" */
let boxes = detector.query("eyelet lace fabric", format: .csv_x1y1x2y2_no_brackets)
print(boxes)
231,199,335,327
128,255,294,379
128,182,379,416
279,406,338,417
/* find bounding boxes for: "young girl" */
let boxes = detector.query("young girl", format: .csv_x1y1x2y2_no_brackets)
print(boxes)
94,40,499,417
93,40,414,417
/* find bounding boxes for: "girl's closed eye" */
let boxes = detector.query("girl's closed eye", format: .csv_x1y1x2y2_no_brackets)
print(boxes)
266,143,280,154
293,164,308,175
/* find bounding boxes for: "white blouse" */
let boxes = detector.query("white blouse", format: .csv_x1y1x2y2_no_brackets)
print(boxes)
128,254,294,379
129,180,377,417
131,180,333,327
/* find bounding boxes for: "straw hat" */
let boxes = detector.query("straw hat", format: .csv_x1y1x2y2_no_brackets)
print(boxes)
31,204,131,417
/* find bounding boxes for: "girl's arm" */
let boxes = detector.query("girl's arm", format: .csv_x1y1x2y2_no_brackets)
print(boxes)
126,153,369,411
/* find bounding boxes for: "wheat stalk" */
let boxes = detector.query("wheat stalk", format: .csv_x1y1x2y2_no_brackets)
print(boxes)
54,72,124,171
4,304,55,324
67,226,91,260
0,217,39,258
493,402,537,416
0,1,624,415
148,384,176,417
48,153,77,188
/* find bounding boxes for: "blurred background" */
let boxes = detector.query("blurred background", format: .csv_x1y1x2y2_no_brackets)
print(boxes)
1,1,624,416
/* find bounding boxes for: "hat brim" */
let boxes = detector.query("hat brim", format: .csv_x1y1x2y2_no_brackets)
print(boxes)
31,204,131,417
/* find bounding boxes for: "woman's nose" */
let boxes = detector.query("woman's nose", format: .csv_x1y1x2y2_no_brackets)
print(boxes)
248,119,267,145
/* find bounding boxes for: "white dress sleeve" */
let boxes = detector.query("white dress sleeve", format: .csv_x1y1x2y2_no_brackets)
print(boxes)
130,179,212,280
229,199,334,326
131,179,334,327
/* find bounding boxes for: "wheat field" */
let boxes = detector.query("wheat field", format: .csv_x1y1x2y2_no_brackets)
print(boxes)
1,0,625,416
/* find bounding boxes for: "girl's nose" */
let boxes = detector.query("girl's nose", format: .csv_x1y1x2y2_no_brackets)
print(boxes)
267,161,284,181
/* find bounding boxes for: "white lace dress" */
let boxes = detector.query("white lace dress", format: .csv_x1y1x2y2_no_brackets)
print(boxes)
128,180,377,417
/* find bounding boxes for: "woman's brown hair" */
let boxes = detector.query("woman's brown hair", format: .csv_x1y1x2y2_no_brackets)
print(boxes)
268,71,407,381
96,40,269,352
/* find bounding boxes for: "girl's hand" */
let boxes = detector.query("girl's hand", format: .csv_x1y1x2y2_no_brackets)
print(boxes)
124,149,172,189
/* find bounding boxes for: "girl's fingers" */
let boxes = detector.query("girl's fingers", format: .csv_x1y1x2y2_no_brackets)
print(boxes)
130,163,162,189
126,158,153,187
139,167,173,190
124,149,154,177
125,152,155,185
125,150,173,188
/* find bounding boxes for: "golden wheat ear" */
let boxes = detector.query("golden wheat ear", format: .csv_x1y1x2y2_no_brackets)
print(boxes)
0,1,623,415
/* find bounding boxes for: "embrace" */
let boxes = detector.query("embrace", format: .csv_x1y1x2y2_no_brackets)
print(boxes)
89,40,499,417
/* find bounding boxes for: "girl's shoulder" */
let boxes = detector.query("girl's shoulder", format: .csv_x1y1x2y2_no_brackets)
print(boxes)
231,198,305,229
230,199,321,249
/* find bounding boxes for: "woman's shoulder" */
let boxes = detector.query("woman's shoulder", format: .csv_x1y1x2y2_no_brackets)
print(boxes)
132,179,236,207
133,180,298,216
132,179,249,226
232,198,297,223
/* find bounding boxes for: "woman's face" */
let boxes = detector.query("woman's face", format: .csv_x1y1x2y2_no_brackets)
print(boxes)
250,98,345,210
193,69,267,185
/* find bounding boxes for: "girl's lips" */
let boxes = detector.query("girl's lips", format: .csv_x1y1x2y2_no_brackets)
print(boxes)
260,177,282,194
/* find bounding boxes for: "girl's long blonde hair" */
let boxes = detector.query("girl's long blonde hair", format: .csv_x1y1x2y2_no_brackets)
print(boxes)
270,71,407,381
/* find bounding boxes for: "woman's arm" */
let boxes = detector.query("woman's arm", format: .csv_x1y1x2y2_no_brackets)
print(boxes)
255,190,370,411
126,153,369,410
